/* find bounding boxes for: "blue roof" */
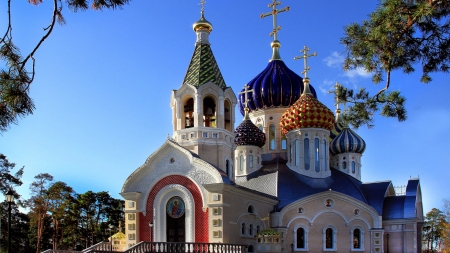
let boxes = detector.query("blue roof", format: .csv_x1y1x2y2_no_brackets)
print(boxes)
361,181,391,214
383,179,420,220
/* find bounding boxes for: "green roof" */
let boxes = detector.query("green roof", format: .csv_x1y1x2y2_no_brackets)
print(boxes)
183,43,226,89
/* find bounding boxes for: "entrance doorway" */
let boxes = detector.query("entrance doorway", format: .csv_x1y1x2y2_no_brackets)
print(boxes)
166,196,186,242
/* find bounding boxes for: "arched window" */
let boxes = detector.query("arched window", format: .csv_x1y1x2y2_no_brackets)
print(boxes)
203,97,216,128
184,98,194,128
240,155,244,171
257,155,260,165
351,227,364,250
247,205,254,213
295,140,299,166
352,161,356,174
323,226,337,251
224,100,232,132
315,138,320,172
297,227,305,249
249,155,253,168
269,124,276,150
304,138,310,170
225,160,230,177
343,161,347,170
322,140,327,171
353,228,361,249
241,223,246,235
256,225,260,234
249,224,253,235
281,133,287,150
289,143,293,163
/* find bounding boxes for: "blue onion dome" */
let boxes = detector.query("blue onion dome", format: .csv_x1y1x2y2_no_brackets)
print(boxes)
234,108,266,147
329,108,345,142
238,60,318,116
329,127,366,156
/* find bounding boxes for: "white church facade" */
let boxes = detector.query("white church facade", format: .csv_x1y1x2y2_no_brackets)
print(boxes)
120,2,423,252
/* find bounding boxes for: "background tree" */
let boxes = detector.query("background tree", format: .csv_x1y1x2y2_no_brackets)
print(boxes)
338,0,449,128
27,173,53,253
47,181,75,250
423,208,449,252
0,0,131,132
0,154,24,252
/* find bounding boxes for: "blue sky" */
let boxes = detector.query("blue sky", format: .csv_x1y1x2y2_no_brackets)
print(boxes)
1,1,449,214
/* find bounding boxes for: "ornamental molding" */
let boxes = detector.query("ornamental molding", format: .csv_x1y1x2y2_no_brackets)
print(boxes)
198,82,224,98
122,140,224,212
223,87,238,104
278,191,380,228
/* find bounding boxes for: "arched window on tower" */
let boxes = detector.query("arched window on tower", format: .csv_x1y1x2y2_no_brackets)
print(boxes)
304,138,310,170
184,98,194,128
322,140,327,171
269,124,276,150
249,224,253,236
289,143,293,163
224,100,232,131
315,138,320,172
295,139,299,166
240,155,244,171
241,223,246,235
281,133,287,150
226,160,230,177
203,97,216,128
343,161,347,170
352,161,356,174
249,155,253,168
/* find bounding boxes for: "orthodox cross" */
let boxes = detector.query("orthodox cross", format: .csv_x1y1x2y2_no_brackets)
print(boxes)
239,85,254,109
294,45,317,78
260,1,290,41
199,0,206,12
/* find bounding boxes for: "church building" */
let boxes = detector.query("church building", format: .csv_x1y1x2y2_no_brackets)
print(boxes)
121,2,423,252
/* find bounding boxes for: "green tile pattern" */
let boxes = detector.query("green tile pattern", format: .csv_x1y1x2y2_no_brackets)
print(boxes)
183,43,226,89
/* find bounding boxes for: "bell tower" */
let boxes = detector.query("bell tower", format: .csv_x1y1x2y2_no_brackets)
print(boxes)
170,3,237,170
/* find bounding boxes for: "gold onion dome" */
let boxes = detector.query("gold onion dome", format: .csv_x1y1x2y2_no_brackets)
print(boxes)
280,79,335,135
193,11,213,32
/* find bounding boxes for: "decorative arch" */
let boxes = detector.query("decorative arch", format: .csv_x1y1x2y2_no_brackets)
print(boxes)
140,175,208,242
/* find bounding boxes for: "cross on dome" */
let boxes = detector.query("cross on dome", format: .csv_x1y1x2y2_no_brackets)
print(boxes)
239,85,254,119
199,0,206,12
239,85,254,109
260,1,290,42
294,45,317,79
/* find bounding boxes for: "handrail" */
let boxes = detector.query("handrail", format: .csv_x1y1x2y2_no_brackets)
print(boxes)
125,242,246,253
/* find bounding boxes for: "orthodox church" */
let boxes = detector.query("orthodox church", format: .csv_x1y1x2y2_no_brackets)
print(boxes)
121,2,423,253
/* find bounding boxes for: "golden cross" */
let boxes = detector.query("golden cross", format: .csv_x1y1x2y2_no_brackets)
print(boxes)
260,1,290,41
239,85,254,109
294,45,317,78
199,0,206,12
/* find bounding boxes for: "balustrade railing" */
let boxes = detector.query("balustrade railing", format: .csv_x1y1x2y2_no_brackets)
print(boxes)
125,242,246,253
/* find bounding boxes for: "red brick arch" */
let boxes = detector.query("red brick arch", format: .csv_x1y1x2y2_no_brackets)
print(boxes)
139,175,208,242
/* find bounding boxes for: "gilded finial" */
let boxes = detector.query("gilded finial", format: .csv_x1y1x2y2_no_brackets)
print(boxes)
239,85,254,120
261,0,290,61
294,45,317,79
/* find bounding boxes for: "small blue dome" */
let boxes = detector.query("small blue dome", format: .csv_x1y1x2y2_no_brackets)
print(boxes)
234,119,266,147
330,127,366,156
238,60,317,115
